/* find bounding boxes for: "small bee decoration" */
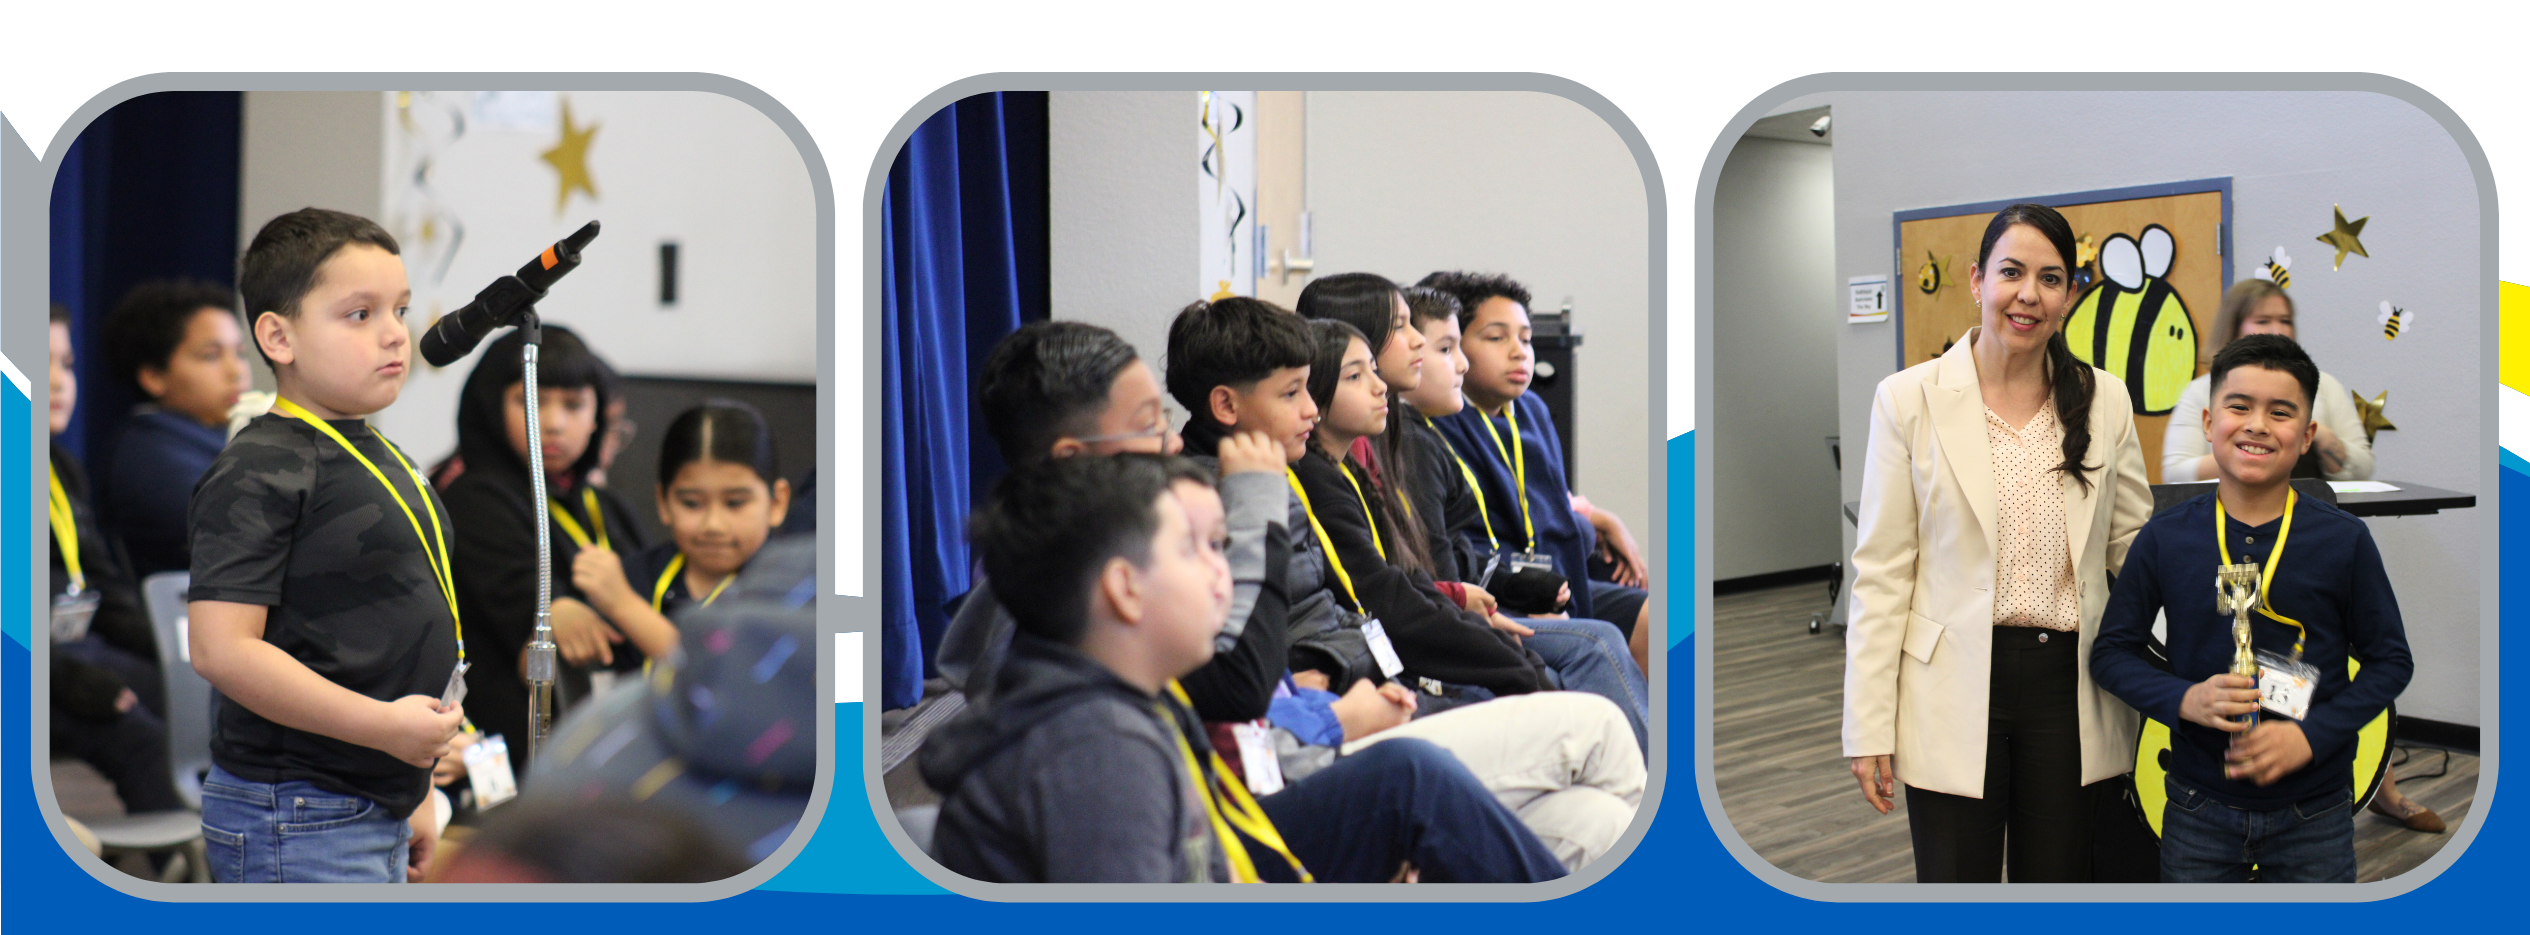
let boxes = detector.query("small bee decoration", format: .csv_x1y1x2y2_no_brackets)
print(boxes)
2064,224,2198,416
2378,301,2410,341
1917,251,1945,296
2073,233,2099,291
2257,246,2293,290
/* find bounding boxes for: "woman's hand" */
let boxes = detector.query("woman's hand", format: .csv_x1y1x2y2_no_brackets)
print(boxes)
1329,678,1417,741
1456,583,1499,615
432,730,479,787
1290,670,1332,692
1852,755,1896,814
571,548,639,618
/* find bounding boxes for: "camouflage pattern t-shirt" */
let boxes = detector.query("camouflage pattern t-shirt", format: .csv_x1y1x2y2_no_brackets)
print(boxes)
188,413,461,819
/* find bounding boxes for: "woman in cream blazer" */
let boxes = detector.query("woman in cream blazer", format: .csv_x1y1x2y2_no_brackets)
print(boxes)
1842,204,2151,883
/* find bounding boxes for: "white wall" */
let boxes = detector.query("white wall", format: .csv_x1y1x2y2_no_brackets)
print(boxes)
1049,91,1198,370
239,90,817,463
1712,136,1840,580
1305,91,1652,537
1825,91,2483,726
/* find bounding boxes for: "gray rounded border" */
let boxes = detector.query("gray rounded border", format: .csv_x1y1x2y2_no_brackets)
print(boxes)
1691,72,2500,902
7,71,844,903
856,73,1668,902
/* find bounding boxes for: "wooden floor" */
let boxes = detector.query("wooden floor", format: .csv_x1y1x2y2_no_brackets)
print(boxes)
1711,580,2479,883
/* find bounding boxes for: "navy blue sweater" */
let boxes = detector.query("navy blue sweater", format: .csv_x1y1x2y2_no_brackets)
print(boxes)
2092,491,2412,808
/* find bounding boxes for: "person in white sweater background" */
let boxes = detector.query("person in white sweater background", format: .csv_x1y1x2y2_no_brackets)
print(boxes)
2161,279,2374,483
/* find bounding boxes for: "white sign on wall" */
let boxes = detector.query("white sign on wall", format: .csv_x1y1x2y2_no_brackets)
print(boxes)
1848,274,1890,323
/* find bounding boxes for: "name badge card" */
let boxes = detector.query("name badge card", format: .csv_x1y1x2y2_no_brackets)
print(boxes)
1230,721,1284,795
50,592,100,644
463,733,520,809
2255,650,2317,721
1360,618,1406,678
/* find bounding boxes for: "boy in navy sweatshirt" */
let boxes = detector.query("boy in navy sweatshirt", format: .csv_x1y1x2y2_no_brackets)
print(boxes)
2092,334,2412,883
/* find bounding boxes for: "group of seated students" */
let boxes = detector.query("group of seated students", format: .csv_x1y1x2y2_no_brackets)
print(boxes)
48,208,812,882
920,270,1657,883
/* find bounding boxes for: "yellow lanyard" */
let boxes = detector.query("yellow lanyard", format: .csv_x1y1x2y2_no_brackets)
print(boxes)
1286,468,1368,616
653,553,735,612
551,488,608,551
2215,488,2306,657
48,466,85,595
1335,461,1387,562
1159,681,1312,883
271,398,464,659
1475,404,1537,550
1423,414,1500,549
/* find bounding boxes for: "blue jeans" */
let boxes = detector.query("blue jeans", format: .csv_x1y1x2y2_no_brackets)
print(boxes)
200,765,410,882
1258,737,1565,882
2160,775,2356,882
1519,617,1649,752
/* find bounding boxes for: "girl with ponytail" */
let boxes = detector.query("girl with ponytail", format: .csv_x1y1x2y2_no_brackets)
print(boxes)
1841,203,2153,882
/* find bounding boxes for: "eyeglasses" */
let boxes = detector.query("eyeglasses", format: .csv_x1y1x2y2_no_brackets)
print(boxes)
1072,403,1184,445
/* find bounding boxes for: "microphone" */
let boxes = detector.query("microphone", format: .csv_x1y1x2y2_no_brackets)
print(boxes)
418,221,602,367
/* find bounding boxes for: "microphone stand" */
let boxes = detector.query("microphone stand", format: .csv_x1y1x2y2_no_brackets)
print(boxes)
518,311,559,760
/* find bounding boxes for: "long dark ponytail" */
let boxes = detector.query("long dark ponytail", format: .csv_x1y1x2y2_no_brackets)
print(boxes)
1976,203,2098,494
1302,318,1437,577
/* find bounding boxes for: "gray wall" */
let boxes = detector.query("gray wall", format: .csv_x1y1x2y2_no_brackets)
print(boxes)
1048,91,1196,372
1306,90,1651,536
1712,136,1840,580
1825,91,2482,726
238,91,386,393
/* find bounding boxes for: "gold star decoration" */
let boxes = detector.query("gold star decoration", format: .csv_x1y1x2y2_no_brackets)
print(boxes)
539,99,599,214
2075,232,2098,269
2351,388,2396,443
2316,204,2369,270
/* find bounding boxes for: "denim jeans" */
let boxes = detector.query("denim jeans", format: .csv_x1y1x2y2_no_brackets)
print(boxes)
1519,617,1650,751
200,765,410,882
1257,737,1566,882
2160,775,2357,883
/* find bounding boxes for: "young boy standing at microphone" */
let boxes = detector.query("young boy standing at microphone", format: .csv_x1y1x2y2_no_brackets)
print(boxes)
187,209,465,883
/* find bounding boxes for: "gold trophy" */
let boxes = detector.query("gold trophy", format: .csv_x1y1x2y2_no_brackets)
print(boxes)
2216,562,2263,726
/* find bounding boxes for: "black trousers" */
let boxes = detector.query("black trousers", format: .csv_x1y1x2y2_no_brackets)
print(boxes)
1904,625,2090,882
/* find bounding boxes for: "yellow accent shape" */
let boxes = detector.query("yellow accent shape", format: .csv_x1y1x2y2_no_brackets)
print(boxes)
540,99,600,214
2497,281,2530,396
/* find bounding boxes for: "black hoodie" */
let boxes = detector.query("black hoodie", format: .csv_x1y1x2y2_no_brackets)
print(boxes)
920,632,1228,883
439,326,647,772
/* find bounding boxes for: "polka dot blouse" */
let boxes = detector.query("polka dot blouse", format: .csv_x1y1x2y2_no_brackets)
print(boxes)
1986,401,2080,631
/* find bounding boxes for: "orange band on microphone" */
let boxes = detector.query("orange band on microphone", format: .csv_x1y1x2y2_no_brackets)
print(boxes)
540,246,559,269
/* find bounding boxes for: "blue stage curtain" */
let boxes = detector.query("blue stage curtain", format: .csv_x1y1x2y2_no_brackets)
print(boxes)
47,91,243,473
880,92,1048,710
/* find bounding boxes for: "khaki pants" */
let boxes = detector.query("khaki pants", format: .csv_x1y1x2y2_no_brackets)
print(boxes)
1345,691,1645,870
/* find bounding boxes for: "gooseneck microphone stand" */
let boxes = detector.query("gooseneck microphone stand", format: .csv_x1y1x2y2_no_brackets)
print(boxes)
518,312,559,760
415,220,599,765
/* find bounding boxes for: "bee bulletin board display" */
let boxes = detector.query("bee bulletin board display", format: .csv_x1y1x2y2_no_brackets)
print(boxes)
1895,180,2231,483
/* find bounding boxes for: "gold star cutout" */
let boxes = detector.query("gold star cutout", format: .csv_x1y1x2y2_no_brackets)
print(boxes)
2351,388,2396,443
2316,204,2369,270
1917,251,1948,295
2075,232,2098,269
540,99,599,214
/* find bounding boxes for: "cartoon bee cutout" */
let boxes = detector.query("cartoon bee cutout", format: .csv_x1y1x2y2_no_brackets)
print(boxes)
2063,224,2198,416
2257,246,2292,290
2378,301,2410,341
1917,251,1944,295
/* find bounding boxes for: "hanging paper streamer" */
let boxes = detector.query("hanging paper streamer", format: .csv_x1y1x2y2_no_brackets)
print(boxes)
2378,301,2411,341
2257,246,2293,289
2064,224,2197,415
2317,205,2371,270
